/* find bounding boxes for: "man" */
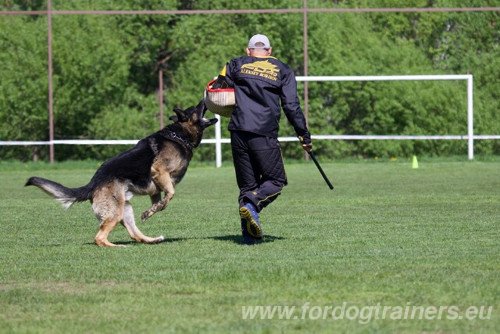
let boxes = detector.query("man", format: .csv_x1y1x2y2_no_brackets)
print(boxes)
213,34,312,244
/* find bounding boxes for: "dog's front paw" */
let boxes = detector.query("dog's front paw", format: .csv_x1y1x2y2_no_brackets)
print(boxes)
141,210,153,222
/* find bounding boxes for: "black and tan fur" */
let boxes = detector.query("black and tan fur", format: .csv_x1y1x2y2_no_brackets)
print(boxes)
25,101,217,247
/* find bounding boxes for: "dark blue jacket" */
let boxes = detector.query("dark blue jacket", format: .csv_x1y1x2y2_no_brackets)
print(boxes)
219,56,311,144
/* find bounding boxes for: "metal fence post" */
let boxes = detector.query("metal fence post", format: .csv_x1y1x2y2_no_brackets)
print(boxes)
215,115,222,167
467,75,474,160
47,0,55,162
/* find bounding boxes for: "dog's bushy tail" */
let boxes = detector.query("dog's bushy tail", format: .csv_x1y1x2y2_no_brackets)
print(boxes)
25,177,93,209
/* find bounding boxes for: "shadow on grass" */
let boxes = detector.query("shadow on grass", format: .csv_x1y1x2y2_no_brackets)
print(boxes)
115,237,188,246
211,234,285,245
80,235,284,247
82,237,188,247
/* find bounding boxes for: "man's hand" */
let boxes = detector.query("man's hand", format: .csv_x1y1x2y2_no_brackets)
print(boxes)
302,143,312,153
299,136,312,152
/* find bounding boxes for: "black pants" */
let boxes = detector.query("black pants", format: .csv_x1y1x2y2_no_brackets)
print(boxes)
231,131,287,212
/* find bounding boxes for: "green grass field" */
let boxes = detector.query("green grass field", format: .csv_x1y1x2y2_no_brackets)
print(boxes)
0,158,498,333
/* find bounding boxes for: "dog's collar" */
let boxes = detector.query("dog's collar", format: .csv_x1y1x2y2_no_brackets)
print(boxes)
161,129,195,151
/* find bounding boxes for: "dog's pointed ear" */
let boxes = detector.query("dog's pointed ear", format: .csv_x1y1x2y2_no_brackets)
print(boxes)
173,107,189,122
196,99,207,117
196,99,206,111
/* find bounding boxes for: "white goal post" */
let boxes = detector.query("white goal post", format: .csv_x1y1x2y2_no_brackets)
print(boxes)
209,74,494,167
2,75,499,166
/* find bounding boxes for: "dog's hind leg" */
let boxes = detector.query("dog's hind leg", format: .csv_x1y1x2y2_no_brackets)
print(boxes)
95,218,123,247
92,182,126,247
122,202,164,244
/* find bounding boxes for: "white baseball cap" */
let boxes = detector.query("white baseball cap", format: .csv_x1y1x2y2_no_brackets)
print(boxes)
248,34,271,49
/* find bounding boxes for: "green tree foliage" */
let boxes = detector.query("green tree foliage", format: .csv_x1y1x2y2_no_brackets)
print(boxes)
88,88,160,158
0,0,498,161
297,12,470,158
0,16,48,160
1,0,46,11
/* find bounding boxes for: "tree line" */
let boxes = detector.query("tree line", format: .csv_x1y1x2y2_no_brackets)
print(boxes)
0,0,498,161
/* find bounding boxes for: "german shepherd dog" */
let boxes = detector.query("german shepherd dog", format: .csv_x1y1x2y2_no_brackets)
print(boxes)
26,100,217,247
